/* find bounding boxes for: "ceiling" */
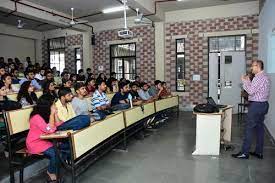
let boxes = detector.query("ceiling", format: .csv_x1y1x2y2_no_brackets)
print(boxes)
0,10,59,31
0,0,258,32
157,0,257,12
26,0,137,22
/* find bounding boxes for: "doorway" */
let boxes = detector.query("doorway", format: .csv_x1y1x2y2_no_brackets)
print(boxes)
208,35,246,113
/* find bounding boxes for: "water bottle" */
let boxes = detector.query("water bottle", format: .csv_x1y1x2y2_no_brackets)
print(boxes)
128,93,133,108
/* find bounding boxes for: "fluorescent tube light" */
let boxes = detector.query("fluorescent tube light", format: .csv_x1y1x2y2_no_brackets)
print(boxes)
102,6,129,14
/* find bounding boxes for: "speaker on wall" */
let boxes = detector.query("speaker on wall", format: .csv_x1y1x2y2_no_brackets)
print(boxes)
91,34,95,45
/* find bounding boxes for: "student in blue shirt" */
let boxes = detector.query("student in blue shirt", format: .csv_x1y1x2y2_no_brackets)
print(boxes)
111,82,131,111
19,69,41,90
91,80,111,120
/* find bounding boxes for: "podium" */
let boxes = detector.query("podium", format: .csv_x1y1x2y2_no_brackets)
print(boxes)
192,106,233,156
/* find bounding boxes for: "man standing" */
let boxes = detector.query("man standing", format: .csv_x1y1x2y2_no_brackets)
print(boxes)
232,60,270,159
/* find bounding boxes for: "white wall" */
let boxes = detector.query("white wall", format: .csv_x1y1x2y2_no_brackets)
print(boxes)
258,0,275,138
0,23,42,63
0,34,35,62
165,1,259,23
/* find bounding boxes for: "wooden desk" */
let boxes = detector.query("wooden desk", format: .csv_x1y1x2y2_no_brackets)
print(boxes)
192,105,233,156
40,130,73,140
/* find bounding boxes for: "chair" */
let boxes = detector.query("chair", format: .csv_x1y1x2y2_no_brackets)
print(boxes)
237,91,249,123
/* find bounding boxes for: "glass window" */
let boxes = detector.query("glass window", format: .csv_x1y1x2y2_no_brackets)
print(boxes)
48,37,65,72
209,35,246,52
176,39,185,92
75,48,82,73
209,37,219,52
50,50,65,72
235,36,245,51
219,36,235,51
110,43,136,80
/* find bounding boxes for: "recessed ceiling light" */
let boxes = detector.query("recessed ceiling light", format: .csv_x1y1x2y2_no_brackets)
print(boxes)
102,6,129,14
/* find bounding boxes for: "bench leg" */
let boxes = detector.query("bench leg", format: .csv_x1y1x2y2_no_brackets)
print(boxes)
71,167,75,183
19,168,24,183
9,167,15,183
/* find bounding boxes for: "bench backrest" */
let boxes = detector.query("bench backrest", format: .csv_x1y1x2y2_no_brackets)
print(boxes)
7,91,44,101
123,102,155,127
71,112,125,159
4,106,33,135
155,96,179,112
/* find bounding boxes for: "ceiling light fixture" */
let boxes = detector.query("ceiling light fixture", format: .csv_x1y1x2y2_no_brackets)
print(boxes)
102,6,129,14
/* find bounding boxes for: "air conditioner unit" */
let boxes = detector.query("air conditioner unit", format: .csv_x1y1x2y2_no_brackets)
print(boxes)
118,29,133,39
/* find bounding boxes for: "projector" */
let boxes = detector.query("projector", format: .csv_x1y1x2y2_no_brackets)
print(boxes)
118,29,133,39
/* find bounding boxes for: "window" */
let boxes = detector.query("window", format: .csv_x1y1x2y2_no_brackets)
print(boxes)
176,39,185,92
48,37,65,72
209,35,246,53
110,43,136,80
75,48,81,73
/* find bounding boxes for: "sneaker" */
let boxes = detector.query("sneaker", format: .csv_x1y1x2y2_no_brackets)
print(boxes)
232,152,249,159
249,152,263,159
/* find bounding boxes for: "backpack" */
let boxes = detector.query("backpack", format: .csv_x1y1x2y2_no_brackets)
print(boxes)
193,103,219,113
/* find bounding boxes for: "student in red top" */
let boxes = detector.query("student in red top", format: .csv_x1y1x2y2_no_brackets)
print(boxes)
85,77,96,95
157,81,171,99
26,94,67,182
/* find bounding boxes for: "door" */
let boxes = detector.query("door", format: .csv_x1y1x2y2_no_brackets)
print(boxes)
209,51,246,113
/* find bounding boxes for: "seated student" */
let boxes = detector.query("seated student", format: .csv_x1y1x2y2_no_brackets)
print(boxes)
1,74,19,93
85,77,96,95
96,73,107,84
138,82,155,103
62,78,72,88
19,69,42,90
34,67,45,82
11,69,20,84
43,81,58,99
26,94,68,182
111,82,131,111
157,81,171,99
17,81,38,107
72,83,95,122
130,82,141,100
91,80,111,120
134,75,141,86
106,72,117,91
55,87,90,130
77,69,86,81
148,80,162,97
40,71,54,87
0,82,22,129
85,68,92,79
70,74,78,85
0,63,6,79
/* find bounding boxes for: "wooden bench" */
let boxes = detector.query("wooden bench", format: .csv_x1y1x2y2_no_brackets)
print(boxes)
7,91,43,101
2,106,45,183
2,95,180,183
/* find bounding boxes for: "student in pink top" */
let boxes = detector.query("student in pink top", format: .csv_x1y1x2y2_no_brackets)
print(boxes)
26,94,65,182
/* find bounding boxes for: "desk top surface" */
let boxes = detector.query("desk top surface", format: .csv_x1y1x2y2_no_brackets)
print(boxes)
40,130,73,140
193,105,233,115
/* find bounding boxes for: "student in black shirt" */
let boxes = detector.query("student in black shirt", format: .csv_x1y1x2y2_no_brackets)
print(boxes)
111,82,130,111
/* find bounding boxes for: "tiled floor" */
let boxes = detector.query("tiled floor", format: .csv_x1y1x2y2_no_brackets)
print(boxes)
24,112,275,183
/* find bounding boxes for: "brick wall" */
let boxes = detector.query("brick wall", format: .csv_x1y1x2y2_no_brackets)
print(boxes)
93,25,155,82
165,14,259,108
42,34,83,73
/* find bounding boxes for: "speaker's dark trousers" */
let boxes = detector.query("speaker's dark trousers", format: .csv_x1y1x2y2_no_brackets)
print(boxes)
241,101,269,155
